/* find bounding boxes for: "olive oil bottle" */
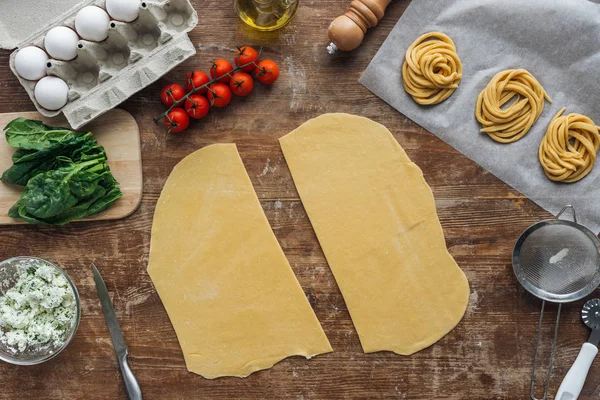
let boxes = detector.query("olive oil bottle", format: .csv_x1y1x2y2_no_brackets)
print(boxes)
234,0,299,31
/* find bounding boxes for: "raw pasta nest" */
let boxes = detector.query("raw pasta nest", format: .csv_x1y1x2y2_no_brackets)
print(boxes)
402,32,462,105
476,69,551,144
539,108,600,183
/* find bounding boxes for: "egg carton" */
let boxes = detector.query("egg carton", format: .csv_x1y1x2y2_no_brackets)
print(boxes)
0,0,197,129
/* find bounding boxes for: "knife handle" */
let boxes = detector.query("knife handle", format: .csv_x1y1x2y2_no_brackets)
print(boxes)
119,353,142,400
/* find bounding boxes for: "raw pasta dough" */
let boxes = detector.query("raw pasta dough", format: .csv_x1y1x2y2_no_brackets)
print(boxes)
476,69,551,143
539,108,600,183
147,144,332,379
279,114,470,355
402,32,462,105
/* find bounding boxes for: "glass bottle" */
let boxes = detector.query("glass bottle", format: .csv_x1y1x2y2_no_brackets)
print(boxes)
233,0,299,31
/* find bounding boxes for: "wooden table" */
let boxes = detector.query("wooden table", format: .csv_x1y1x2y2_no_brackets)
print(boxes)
0,1,598,399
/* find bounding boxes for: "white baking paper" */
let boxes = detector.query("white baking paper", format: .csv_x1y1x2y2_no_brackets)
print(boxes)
360,0,600,233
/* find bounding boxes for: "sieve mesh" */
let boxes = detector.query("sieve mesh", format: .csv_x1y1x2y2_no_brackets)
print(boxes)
514,222,600,301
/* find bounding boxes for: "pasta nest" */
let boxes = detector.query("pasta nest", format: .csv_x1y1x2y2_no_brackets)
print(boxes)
402,32,462,105
539,108,600,183
476,69,551,143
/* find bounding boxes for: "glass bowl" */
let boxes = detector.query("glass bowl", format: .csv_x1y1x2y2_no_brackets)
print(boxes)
0,256,81,365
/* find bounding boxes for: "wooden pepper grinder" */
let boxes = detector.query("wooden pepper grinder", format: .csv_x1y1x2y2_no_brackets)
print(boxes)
327,0,393,54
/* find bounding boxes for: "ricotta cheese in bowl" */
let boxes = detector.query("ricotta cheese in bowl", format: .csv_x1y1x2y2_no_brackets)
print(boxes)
0,257,80,365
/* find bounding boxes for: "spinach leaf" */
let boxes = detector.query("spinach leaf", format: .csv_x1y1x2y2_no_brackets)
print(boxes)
3,153,60,186
12,157,122,225
2,133,105,186
88,187,123,216
4,118,84,150
12,148,33,163
3,118,122,225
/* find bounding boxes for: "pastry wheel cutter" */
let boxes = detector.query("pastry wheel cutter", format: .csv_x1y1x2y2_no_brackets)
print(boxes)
555,298,600,400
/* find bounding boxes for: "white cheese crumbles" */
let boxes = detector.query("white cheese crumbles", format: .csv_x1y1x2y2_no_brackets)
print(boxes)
0,260,76,354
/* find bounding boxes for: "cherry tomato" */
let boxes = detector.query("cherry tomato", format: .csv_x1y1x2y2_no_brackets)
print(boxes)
209,59,233,84
186,70,210,94
234,46,259,72
229,72,254,97
185,94,210,119
164,108,190,133
160,83,186,107
207,83,232,108
254,60,280,84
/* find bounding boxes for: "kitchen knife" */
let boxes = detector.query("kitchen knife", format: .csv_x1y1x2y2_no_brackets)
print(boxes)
92,264,142,400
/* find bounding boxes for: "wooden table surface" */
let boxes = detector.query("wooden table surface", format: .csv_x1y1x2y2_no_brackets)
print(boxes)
1,1,598,399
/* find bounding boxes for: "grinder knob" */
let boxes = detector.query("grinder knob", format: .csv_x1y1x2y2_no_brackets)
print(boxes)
327,0,393,52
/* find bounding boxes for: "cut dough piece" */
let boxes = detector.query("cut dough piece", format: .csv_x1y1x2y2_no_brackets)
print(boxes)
147,144,332,379
279,114,470,355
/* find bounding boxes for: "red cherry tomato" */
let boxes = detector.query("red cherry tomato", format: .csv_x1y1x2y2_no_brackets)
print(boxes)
207,83,232,108
160,83,186,107
234,46,259,72
185,94,210,119
254,60,280,84
186,70,210,94
164,108,190,133
229,72,254,97
209,59,233,84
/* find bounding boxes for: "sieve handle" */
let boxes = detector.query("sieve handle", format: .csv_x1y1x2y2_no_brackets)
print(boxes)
530,302,561,400
556,205,577,224
555,342,597,400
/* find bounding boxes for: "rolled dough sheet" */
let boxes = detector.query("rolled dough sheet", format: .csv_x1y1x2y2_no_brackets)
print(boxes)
279,114,470,355
147,144,332,379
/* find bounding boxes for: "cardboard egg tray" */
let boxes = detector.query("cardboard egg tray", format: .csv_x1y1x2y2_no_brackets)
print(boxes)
0,0,198,129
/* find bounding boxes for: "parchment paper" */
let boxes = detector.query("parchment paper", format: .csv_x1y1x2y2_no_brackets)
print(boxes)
360,0,600,233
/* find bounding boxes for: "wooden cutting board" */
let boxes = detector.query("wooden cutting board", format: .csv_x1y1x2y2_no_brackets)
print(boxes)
0,109,142,224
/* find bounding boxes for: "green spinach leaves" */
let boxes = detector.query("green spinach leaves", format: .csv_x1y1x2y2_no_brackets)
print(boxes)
2,118,122,225
4,118,81,150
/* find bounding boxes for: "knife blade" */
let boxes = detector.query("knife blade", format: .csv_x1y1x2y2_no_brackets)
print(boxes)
93,264,142,400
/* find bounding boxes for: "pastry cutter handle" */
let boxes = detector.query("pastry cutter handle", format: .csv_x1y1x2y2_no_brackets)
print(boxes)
555,342,598,400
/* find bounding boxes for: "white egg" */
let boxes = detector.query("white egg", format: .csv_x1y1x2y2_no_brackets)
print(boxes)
44,27,79,61
75,6,110,42
106,0,141,22
34,76,69,110
14,46,48,81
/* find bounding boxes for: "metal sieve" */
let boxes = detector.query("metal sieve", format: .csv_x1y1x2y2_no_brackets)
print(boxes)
512,205,600,400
